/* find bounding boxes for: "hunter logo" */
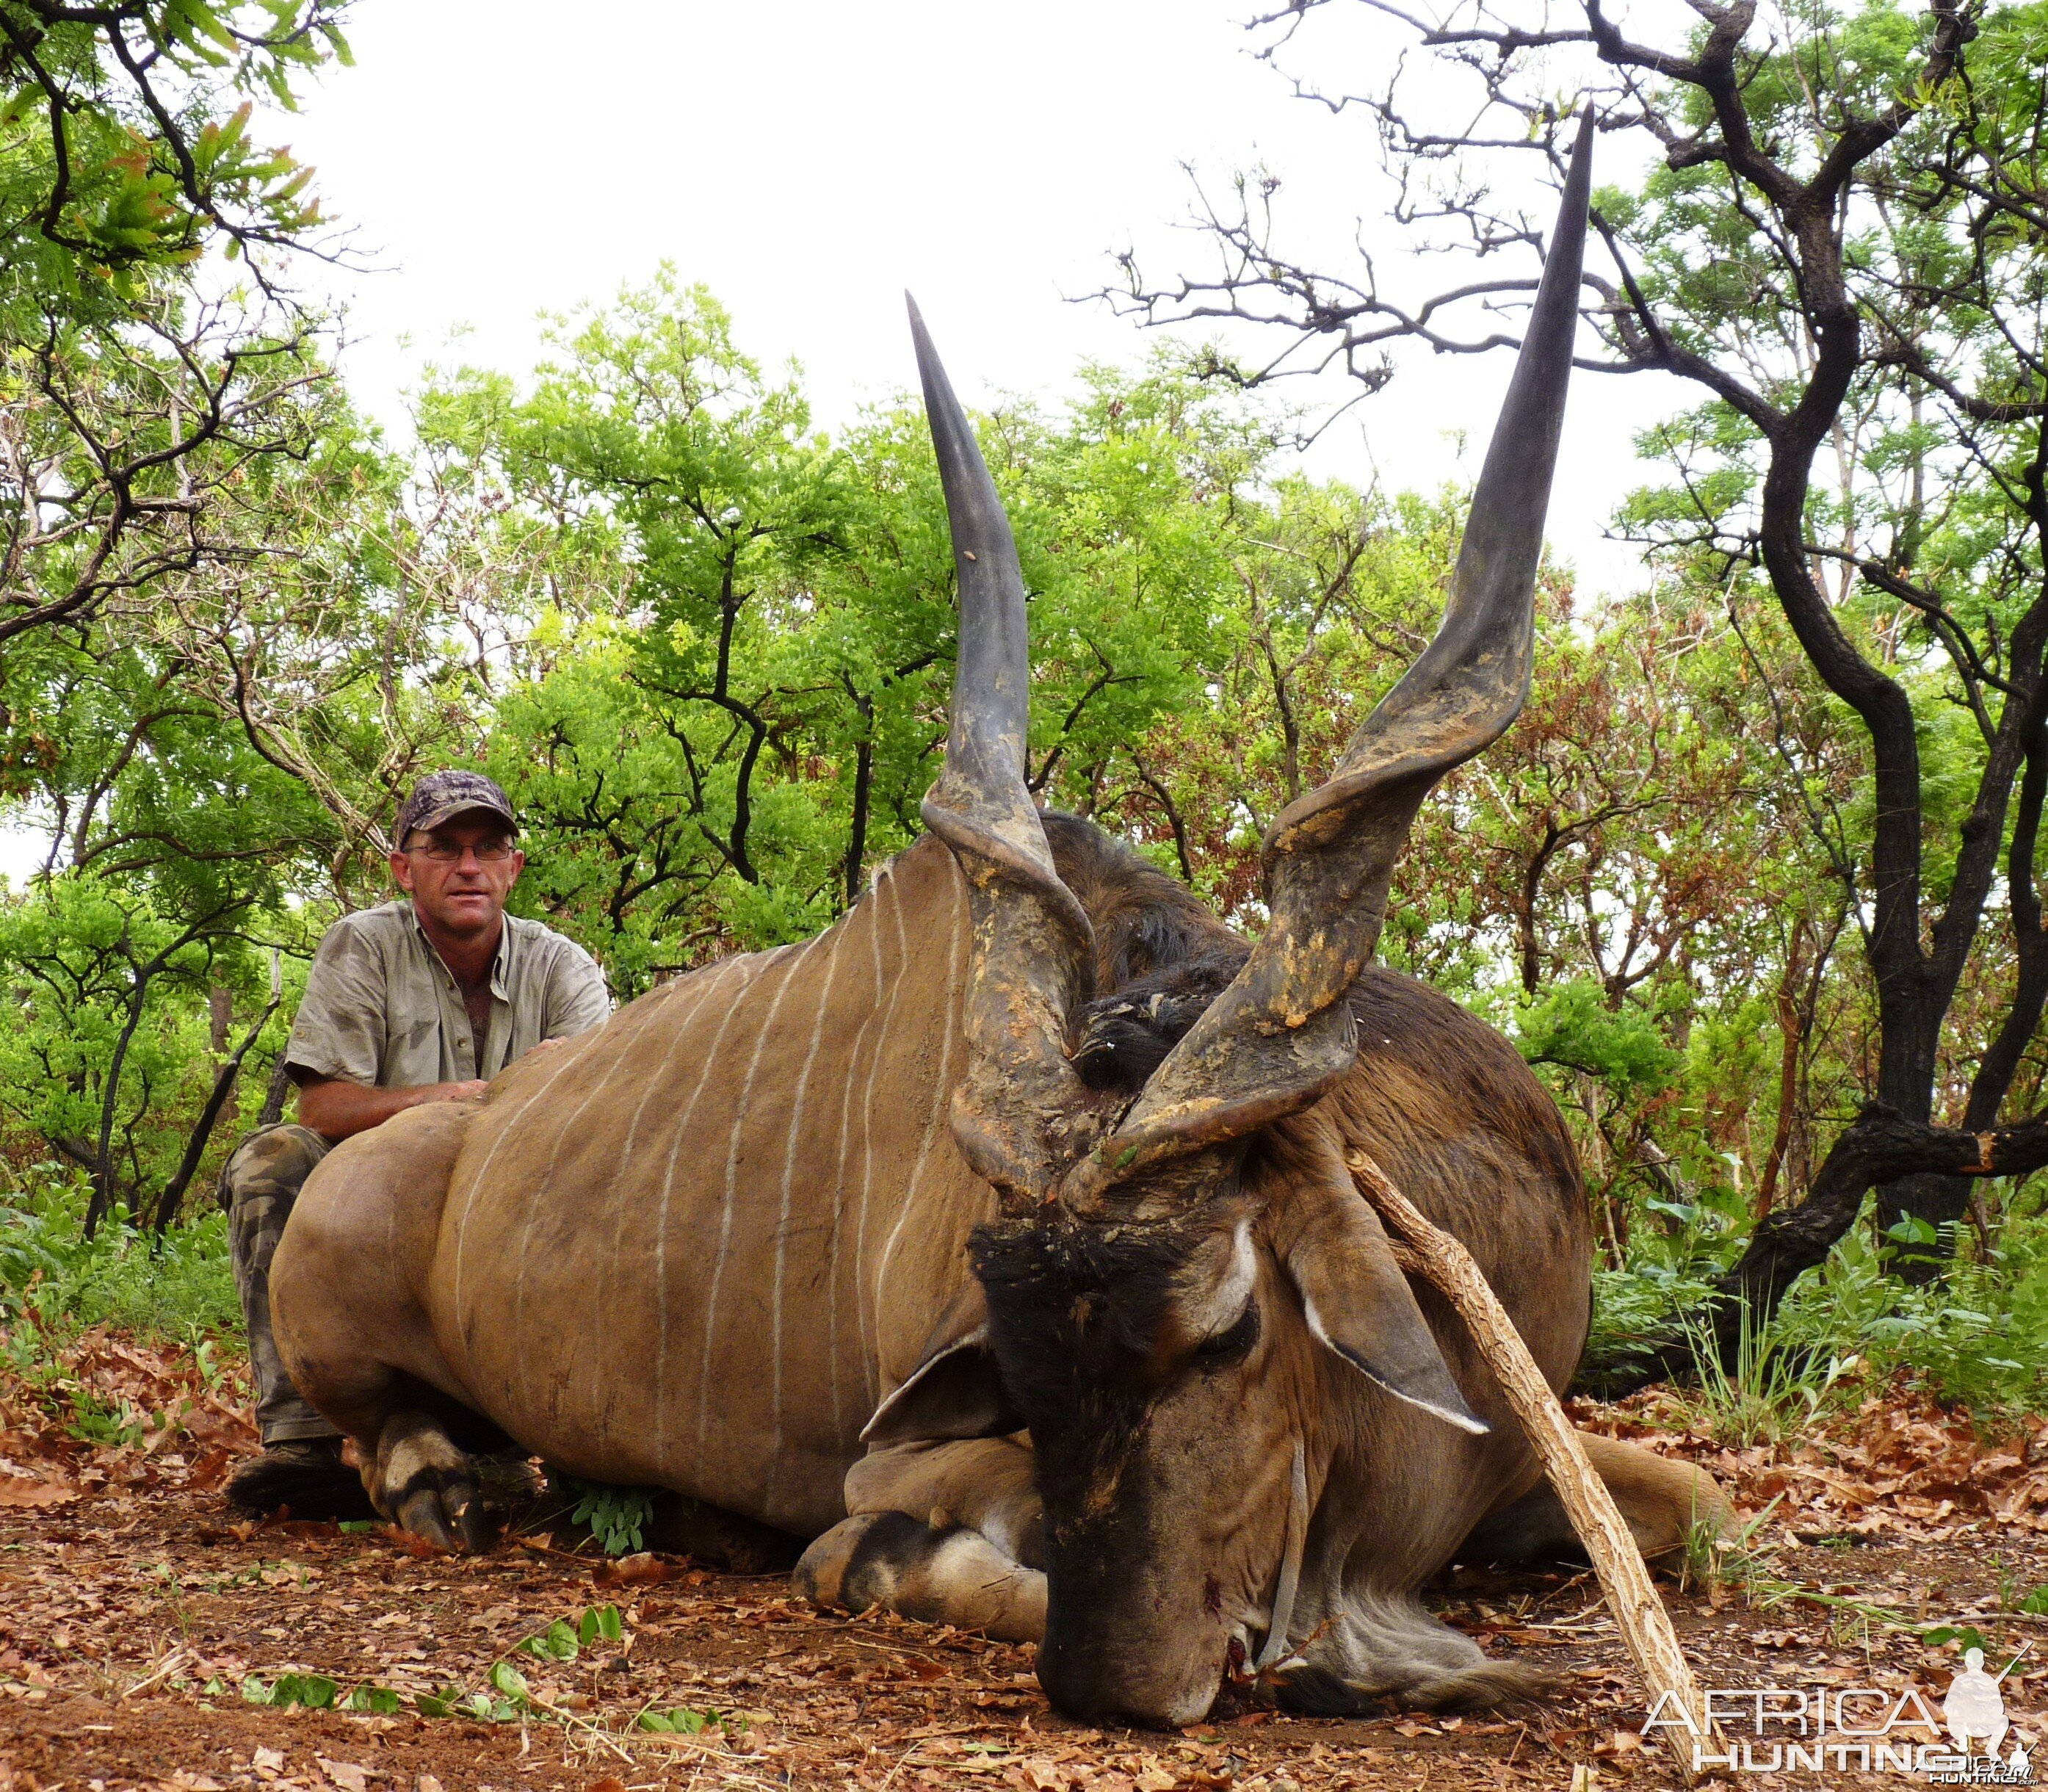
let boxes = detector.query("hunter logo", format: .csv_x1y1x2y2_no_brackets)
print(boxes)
1642,1646,2035,1780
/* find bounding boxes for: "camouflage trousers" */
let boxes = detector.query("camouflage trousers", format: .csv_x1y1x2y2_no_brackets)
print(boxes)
220,1124,339,1445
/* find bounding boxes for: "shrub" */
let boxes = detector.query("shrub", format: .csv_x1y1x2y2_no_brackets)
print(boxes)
1580,1193,2048,1421
0,1170,239,1346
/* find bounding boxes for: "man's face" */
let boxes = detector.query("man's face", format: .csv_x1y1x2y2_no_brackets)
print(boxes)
388,812,525,943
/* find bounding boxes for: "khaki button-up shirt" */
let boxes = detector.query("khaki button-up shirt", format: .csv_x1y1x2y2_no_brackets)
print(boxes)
283,900,611,1089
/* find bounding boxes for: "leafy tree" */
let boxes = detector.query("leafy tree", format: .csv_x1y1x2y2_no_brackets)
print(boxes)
0,870,300,1229
415,285,1279,987
0,0,348,315
0,0,350,661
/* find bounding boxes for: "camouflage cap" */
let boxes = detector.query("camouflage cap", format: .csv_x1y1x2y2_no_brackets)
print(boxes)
393,770,518,850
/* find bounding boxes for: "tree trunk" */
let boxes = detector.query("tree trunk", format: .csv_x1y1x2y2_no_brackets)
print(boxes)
84,979,153,1236
257,1052,293,1129
151,995,279,1231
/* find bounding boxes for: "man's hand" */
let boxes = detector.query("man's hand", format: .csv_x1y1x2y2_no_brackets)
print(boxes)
297,1076,488,1142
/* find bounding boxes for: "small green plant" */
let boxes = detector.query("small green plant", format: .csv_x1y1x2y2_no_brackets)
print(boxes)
1918,1624,2026,1677
241,1672,339,1710
413,1686,468,1719
142,1561,193,1636
63,1384,148,1448
638,1704,747,1736
1679,1493,1783,1598
548,1469,657,1556
416,1662,536,1725
409,1607,628,1727
1679,1511,1726,1595
515,1604,621,1661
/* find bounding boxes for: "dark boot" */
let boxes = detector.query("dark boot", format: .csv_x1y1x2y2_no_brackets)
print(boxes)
226,1434,375,1520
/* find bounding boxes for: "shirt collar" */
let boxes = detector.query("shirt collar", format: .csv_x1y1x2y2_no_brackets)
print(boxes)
404,900,514,1001
490,918,515,1000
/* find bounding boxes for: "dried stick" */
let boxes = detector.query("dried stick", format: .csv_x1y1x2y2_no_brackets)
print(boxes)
1344,1147,1713,1782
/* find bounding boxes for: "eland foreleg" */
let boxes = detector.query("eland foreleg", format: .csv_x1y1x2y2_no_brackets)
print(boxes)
1457,1431,1731,1569
795,1437,1046,1641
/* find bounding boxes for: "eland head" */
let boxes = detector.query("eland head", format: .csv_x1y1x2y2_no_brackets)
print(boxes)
890,115,1592,1727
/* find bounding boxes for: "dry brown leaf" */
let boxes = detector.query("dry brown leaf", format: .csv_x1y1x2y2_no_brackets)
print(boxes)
592,1552,672,1586
0,1472,79,1506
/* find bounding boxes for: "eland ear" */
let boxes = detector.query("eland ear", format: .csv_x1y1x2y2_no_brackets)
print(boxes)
1268,1139,1488,1436
860,1281,1023,1448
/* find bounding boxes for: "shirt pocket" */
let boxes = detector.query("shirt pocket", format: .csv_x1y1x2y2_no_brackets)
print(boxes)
382,1004,443,1082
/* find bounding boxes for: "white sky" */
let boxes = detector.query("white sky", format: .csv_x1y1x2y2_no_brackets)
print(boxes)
6,0,1695,885
283,0,1687,587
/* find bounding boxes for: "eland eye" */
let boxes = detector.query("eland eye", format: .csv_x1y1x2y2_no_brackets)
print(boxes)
1195,1301,1259,1363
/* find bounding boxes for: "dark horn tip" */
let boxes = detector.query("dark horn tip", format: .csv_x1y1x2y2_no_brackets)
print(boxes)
906,296,950,403
1568,107,1595,179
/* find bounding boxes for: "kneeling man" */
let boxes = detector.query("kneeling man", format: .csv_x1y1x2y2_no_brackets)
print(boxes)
222,772,609,1493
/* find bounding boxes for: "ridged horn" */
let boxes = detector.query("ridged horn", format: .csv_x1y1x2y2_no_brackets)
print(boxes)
1060,111,1595,1211
910,297,1096,1210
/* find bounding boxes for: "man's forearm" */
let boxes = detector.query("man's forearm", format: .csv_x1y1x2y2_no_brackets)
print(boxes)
296,1075,487,1141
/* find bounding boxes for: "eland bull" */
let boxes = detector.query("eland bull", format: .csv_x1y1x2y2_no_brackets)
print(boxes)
267,115,1725,1727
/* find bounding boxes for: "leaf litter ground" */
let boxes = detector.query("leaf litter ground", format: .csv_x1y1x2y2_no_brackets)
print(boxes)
3,1325,2048,1790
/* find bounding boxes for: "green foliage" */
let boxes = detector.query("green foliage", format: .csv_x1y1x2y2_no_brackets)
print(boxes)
342,1684,403,1714
0,0,348,316
1583,1261,1718,1384
423,281,1276,985
0,1173,236,1341
1586,1197,2048,1418
548,1470,656,1556
515,1605,622,1661
1516,979,1680,1096
518,1618,582,1662
408,1605,624,1727
0,875,302,1221
639,1704,745,1737
1844,1210,2048,1413
1672,1304,1862,1450
240,1671,337,1710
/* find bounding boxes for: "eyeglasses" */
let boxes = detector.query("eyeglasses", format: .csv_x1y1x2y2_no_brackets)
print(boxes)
411,840,515,864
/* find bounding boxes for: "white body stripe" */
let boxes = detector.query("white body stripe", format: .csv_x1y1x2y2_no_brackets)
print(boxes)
767,922,849,1499
696,942,811,1451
